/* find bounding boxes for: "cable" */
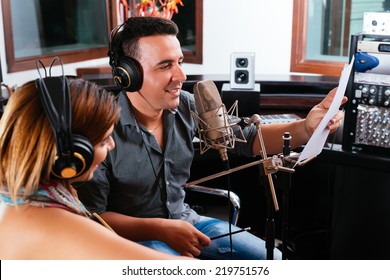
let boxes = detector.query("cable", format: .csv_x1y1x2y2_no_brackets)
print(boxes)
127,96,165,197
221,159,233,259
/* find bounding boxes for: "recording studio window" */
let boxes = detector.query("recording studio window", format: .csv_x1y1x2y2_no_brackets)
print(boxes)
2,0,111,73
291,0,389,77
121,0,203,64
171,0,203,64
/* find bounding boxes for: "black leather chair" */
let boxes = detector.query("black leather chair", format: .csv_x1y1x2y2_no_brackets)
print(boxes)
185,184,240,225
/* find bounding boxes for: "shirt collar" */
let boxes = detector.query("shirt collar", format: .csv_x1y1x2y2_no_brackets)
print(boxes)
118,91,137,128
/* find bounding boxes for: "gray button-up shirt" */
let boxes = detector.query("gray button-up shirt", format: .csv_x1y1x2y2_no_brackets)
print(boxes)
77,90,257,225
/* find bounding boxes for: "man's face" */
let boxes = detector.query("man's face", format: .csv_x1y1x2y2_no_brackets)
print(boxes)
137,35,187,111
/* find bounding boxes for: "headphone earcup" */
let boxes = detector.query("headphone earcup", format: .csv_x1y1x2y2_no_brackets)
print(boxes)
51,134,94,179
112,57,143,92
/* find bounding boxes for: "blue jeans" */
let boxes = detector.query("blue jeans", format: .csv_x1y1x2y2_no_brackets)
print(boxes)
140,216,282,260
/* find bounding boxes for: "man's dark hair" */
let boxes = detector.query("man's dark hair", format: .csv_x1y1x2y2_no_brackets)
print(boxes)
114,17,179,60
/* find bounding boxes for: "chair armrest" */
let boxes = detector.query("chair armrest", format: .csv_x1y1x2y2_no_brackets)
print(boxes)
184,184,240,225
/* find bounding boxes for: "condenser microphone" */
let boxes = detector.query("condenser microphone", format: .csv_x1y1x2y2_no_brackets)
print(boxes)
193,80,240,161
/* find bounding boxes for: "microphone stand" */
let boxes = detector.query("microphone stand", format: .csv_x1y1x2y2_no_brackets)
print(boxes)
281,169,291,260
277,135,317,259
265,178,275,260
281,132,292,260
186,113,296,260
251,115,278,260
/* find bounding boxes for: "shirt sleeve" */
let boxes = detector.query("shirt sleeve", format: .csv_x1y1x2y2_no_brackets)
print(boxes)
230,123,257,157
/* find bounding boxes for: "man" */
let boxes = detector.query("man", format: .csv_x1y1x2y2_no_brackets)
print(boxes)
77,16,346,259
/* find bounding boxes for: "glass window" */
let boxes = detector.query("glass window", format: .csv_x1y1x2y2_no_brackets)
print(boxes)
127,0,203,64
172,0,203,63
291,0,390,76
11,0,108,58
2,0,111,72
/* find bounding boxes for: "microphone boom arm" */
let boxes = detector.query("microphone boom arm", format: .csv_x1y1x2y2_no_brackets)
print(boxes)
185,155,294,186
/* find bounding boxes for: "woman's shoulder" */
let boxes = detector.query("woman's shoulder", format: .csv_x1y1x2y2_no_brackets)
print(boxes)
0,205,89,259
0,205,180,259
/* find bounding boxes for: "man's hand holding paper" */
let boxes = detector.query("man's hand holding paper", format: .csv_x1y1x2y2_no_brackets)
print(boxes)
295,56,354,165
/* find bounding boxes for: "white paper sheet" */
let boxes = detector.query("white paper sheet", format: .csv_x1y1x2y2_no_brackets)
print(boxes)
295,56,355,166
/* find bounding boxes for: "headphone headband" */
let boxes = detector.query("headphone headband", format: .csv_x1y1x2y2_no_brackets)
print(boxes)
35,57,94,179
35,76,73,156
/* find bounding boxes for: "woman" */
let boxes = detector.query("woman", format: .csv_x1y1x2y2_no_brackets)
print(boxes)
0,77,187,259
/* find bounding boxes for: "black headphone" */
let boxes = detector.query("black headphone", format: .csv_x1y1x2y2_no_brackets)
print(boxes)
108,23,144,92
35,57,94,179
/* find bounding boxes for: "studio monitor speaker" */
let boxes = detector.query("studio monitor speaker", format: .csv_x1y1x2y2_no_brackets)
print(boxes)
230,52,255,90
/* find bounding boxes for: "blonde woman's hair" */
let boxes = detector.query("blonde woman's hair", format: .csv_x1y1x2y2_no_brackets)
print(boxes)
0,78,120,202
